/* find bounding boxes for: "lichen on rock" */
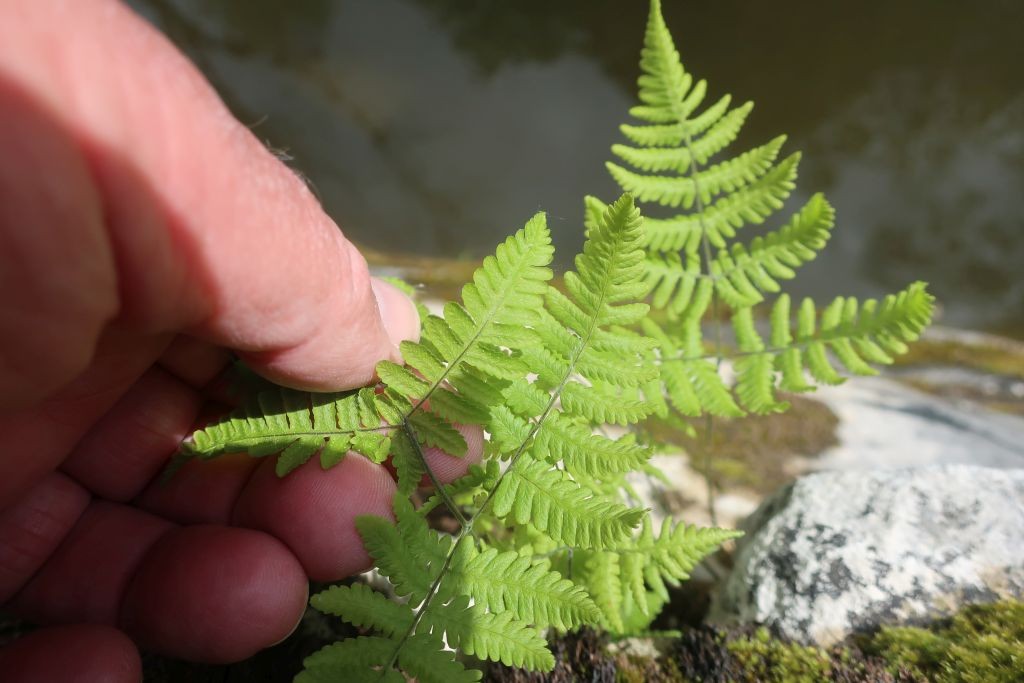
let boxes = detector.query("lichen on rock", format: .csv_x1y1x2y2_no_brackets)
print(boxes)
713,465,1024,645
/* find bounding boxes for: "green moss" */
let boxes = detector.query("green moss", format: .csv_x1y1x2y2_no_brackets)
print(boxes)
726,627,834,682
865,600,1024,682
489,601,1024,682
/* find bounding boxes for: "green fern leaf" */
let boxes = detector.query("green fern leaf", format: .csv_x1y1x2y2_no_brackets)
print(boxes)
421,596,555,670
183,387,387,469
643,317,742,418
583,550,624,632
398,634,485,683
296,637,405,683
638,517,741,599
732,307,790,413
731,282,935,407
297,634,482,683
311,583,413,638
407,410,468,456
490,456,644,547
614,100,753,170
356,498,450,605
709,193,835,308
560,382,652,426
606,135,786,209
535,414,651,479
574,518,740,634
448,540,601,630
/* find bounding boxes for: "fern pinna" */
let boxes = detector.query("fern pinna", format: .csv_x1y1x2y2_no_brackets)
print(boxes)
586,0,934,427
182,195,736,680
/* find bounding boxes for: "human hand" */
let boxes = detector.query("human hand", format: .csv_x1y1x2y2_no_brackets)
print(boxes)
0,1,480,679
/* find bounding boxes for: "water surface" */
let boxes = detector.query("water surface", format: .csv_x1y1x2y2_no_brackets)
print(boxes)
129,0,1024,335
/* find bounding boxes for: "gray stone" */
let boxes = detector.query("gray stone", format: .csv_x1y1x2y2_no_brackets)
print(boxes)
712,465,1024,645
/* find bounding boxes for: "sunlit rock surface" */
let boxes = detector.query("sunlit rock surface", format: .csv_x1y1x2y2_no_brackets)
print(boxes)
713,465,1024,645
812,376,1024,471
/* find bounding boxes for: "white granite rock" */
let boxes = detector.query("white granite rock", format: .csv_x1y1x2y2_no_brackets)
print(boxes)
713,465,1024,645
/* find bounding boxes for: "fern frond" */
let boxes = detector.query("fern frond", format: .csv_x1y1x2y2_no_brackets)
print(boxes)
448,540,601,630
388,429,425,496
536,414,651,478
710,193,835,308
574,518,740,633
583,550,624,632
620,94,732,147
560,382,652,426
297,634,482,683
398,634,485,683
183,387,388,475
421,596,554,670
729,282,935,411
491,455,645,547
412,214,554,383
606,135,786,209
642,317,742,418
296,637,406,683
311,583,412,638
643,193,834,311
613,99,745,171
407,410,467,455
635,517,741,600
478,195,656,550
356,497,450,605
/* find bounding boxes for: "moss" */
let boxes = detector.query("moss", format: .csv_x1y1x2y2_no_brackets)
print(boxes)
727,627,834,682
485,602,1024,681
669,625,921,683
864,600,1024,682
644,395,840,495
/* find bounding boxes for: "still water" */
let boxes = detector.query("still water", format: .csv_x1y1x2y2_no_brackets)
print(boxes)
128,0,1024,336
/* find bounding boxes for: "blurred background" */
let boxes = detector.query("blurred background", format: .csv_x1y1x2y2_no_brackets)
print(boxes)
127,0,1024,337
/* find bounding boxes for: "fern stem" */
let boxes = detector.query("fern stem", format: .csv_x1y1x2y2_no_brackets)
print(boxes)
378,239,618,679
379,530,472,678
473,301,604,525
665,330,891,365
401,420,468,527
684,130,723,528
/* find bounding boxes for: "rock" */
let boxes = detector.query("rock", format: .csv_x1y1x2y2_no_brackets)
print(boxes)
712,465,1024,645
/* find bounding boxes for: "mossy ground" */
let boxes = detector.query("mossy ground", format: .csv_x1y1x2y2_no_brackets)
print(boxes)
488,600,1024,682
862,600,1024,682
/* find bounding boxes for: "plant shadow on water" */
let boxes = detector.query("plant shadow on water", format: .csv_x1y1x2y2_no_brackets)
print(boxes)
129,0,1024,336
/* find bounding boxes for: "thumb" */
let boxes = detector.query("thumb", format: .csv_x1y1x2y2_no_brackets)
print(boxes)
1,0,419,393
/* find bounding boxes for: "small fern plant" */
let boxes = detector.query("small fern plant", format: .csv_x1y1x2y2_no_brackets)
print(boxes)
182,194,735,680
177,2,934,680
587,0,933,448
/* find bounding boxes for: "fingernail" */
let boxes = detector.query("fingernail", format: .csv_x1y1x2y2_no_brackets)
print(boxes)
370,277,421,351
